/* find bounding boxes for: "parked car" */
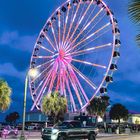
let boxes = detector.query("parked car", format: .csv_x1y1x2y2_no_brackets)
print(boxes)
42,120,98,140
1,125,18,138
25,123,41,130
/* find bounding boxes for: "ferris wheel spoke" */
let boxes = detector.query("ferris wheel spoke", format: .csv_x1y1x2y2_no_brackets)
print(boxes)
64,3,81,47
62,7,70,46
82,8,104,33
48,62,58,93
35,59,54,69
31,61,54,83
69,66,89,103
42,31,56,51
85,22,111,40
65,5,97,52
60,61,68,97
81,13,106,42
70,22,111,51
31,75,47,96
51,25,59,50
73,28,111,53
57,10,61,49
66,8,104,52
35,74,53,110
31,70,53,111
69,43,112,57
59,66,64,96
37,44,54,54
67,67,83,108
67,1,93,47
60,74,64,96
55,72,60,91
32,63,57,110
63,5,75,48
33,55,53,59
72,58,107,69
64,3,86,50
62,73,67,98
81,5,97,31
65,73,77,112
70,64,97,90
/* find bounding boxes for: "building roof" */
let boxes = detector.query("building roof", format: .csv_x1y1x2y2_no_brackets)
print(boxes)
129,110,140,115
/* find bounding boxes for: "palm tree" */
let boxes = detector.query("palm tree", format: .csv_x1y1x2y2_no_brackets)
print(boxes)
128,0,140,45
42,91,67,124
0,79,12,112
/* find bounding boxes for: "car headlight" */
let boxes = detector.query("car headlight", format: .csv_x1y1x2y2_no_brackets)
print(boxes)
95,128,99,134
42,128,44,132
52,129,59,135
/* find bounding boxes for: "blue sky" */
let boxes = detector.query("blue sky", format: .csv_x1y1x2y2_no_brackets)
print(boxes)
0,0,140,121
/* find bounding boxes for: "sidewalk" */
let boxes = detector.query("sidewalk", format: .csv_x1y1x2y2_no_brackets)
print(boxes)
97,133,129,137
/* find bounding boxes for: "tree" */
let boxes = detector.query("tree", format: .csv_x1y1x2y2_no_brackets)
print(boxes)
42,91,67,124
128,0,140,46
5,112,20,125
101,95,110,106
109,103,129,133
86,95,110,122
0,79,12,112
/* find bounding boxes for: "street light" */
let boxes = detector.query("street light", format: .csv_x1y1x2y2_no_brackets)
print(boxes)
20,68,38,140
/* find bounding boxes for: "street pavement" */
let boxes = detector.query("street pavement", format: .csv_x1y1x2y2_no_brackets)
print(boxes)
0,132,140,140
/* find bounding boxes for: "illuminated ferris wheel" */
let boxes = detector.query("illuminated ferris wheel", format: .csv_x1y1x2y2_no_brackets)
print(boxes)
29,0,121,112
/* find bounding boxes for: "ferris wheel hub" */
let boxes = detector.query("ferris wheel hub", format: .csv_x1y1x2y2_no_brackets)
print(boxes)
59,48,65,59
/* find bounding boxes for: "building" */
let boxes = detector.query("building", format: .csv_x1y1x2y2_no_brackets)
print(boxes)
25,109,140,125
128,111,140,124
26,110,47,124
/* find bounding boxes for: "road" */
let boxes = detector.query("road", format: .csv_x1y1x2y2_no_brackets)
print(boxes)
0,132,140,140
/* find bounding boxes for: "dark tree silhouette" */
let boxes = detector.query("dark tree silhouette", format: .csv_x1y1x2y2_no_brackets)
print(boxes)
86,95,110,122
5,112,20,125
109,103,129,133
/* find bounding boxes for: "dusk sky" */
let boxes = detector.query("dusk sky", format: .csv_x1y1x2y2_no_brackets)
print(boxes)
0,0,140,121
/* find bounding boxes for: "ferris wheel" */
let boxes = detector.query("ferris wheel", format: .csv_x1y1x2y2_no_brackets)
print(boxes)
29,0,121,112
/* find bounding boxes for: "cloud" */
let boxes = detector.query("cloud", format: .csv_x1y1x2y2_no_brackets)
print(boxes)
0,63,25,80
0,31,37,52
0,30,39,72
0,44,30,71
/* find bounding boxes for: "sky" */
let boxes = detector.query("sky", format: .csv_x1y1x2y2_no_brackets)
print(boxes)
0,0,140,122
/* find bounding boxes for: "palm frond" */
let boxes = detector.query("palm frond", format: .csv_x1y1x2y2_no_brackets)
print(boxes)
128,0,140,24
136,34,140,45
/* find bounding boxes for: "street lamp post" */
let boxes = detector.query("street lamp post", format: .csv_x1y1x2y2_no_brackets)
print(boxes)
20,69,38,140
20,74,28,140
